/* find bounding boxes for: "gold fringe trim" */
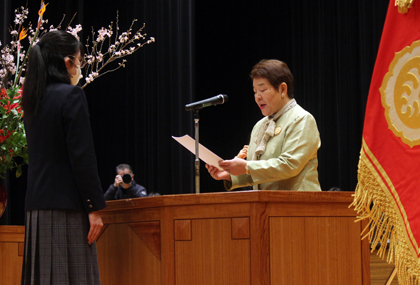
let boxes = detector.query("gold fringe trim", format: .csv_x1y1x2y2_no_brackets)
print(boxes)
352,153,420,285
395,0,415,13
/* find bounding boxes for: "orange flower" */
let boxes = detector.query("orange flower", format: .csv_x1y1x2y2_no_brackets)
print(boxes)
19,27,28,41
38,2,49,17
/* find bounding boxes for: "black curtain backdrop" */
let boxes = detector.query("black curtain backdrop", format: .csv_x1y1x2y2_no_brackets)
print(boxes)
195,0,388,193
2,0,388,225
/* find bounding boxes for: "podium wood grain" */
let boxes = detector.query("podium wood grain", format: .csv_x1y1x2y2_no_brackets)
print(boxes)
0,191,371,284
96,191,370,285
0,226,24,284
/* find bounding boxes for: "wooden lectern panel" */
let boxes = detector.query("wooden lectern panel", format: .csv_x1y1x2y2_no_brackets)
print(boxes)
0,242,22,284
0,226,24,285
175,218,251,285
96,223,161,285
0,192,375,285
270,217,362,284
93,191,369,285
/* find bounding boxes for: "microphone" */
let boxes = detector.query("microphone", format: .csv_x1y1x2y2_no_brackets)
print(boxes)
185,94,228,111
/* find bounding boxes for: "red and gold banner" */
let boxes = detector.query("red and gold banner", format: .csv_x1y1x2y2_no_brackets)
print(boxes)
352,0,420,284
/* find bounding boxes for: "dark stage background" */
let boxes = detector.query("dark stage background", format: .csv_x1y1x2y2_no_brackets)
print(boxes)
1,0,388,225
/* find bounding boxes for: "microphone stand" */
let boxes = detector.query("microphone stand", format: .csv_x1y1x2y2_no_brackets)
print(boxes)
185,94,228,193
194,110,200,193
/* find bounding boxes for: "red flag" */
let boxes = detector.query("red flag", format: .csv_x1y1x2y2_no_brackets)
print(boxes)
353,0,420,283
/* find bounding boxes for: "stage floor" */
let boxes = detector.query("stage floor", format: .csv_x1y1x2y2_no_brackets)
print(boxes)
370,249,398,285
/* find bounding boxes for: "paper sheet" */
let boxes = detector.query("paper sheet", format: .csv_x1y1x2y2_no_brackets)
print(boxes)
172,135,223,170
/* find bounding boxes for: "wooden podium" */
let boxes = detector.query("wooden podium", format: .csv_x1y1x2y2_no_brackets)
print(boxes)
0,226,24,284
97,190,369,285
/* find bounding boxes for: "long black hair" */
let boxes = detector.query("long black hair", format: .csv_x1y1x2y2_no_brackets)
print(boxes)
21,30,84,119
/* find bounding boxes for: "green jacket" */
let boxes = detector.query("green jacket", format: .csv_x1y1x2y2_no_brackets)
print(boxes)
225,104,321,191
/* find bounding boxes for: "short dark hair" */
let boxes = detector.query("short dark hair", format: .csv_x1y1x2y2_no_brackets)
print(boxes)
328,187,342,191
116,164,133,174
250,59,294,98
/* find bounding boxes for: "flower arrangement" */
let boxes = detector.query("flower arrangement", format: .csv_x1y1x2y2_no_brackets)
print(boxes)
0,1,155,178
81,12,155,88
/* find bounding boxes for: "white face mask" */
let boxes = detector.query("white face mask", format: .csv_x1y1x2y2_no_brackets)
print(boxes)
70,64,81,86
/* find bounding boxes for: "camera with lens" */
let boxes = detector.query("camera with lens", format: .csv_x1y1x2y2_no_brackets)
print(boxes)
122,174,132,184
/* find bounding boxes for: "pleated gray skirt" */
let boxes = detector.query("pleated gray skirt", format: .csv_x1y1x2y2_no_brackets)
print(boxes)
21,209,101,285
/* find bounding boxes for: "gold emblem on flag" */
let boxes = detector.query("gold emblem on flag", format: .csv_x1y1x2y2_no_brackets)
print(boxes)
274,126,282,136
380,39,420,148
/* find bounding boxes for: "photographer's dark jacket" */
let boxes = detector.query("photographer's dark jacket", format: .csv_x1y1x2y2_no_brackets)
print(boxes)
24,83,106,213
104,180,147,200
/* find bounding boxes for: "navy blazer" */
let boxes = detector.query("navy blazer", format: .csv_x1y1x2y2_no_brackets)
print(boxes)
103,180,147,201
24,83,106,213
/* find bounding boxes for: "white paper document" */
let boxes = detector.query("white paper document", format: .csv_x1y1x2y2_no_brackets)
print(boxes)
172,135,224,170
